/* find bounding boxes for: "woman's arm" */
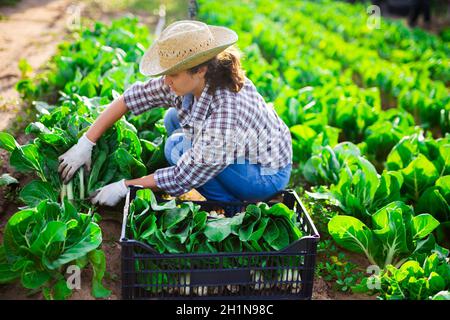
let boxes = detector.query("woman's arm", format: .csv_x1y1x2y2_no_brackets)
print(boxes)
85,95,128,142
124,173,160,191
59,95,129,182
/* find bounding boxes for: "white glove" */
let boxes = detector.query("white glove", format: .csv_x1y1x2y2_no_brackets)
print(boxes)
58,134,95,183
90,179,128,206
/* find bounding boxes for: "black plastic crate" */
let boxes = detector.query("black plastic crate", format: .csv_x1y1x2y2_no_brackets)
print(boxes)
120,186,320,300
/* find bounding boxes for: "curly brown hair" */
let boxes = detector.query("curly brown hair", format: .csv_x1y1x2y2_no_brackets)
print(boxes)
187,45,246,95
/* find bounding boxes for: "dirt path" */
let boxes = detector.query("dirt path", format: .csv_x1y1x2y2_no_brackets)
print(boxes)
0,0,80,131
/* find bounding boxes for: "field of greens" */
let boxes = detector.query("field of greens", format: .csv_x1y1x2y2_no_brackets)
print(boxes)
0,0,449,300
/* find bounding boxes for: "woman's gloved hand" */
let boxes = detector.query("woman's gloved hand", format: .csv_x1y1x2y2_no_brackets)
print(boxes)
58,134,96,183
90,179,128,206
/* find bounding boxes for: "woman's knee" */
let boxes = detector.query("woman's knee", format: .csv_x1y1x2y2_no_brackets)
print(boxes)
164,133,191,166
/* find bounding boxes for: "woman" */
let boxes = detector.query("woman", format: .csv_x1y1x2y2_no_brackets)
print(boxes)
58,20,292,209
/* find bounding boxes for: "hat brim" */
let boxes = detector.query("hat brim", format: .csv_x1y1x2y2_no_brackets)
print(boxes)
139,25,238,77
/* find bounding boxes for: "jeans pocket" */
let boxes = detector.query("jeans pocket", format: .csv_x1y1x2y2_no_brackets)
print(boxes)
267,164,292,193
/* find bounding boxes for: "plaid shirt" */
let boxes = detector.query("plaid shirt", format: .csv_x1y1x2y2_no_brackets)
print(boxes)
123,76,292,196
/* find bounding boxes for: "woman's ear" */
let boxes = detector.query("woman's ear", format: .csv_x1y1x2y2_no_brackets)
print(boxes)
198,65,208,77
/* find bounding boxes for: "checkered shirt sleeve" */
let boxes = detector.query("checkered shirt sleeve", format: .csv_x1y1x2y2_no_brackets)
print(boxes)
123,76,178,115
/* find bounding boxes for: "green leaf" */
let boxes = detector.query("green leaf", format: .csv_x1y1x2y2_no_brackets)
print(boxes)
428,272,446,292
44,222,102,270
138,215,157,240
386,134,421,171
416,183,449,221
248,217,269,242
52,279,73,300
436,144,450,176
372,201,413,266
29,221,67,257
3,208,36,259
165,216,191,244
0,263,19,283
19,180,58,207
263,220,280,245
0,246,19,283
204,218,233,242
10,144,43,175
328,215,378,265
412,214,440,239
161,205,191,230
268,219,290,250
372,171,403,211
265,203,294,220
435,175,450,197
0,132,18,152
431,291,450,300
78,79,97,97
401,154,439,201
136,188,177,212
290,124,316,142
239,204,261,241
114,147,147,179
21,260,51,289
25,122,51,135
88,250,111,299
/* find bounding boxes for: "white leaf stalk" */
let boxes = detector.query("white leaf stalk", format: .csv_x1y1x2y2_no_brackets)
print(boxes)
79,167,85,200
60,183,67,201
250,270,271,290
278,268,301,293
209,286,219,295
179,273,190,295
67,180,74,201
193,285,208,296
226,284,240,293
179,273,208,296
208,211,225,218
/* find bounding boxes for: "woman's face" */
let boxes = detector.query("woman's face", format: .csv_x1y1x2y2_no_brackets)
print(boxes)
163,68,206,97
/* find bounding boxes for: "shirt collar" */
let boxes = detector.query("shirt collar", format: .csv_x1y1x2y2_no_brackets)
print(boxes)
182,93,194,110
188,82,213,124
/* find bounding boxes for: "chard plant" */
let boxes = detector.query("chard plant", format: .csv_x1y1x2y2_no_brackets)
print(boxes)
303,142,362,186
386,132,449,204
307,153,404,223
353,252,450,300
0,199,110,299
328,201,441,268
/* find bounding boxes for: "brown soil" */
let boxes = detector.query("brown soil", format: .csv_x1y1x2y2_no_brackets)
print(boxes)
314,249,377,300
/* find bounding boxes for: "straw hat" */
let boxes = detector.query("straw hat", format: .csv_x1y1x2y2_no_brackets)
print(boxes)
139,20,238,77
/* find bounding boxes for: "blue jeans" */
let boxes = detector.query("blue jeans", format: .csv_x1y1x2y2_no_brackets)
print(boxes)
163,107,292,206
